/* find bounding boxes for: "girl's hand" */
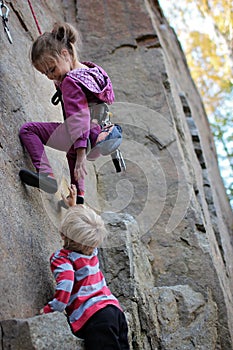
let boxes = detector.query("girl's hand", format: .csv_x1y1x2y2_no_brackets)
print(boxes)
61,184,77,207
74,148,87,181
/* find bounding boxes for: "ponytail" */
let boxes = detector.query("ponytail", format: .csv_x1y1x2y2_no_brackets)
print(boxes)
31,22,82,67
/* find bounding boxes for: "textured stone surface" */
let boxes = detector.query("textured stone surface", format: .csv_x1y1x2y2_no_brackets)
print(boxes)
0,0,232,349
100,212,219,350
0,213,219,350
1,312,84,350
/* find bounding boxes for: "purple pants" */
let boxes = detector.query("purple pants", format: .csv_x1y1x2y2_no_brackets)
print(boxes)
19,121,100,194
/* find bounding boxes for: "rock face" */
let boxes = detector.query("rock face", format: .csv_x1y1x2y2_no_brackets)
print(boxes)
0,213,219,349
0,1,232,349
1,312,84,350
100,213,219,349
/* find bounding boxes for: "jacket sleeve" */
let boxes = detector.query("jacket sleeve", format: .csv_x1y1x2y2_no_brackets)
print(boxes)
61,76,91,150
43,256,74,314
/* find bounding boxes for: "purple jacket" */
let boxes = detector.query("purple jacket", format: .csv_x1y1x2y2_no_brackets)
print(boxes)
58,62,115,149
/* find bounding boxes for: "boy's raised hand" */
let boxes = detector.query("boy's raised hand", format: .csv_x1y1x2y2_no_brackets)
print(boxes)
61,184,77,207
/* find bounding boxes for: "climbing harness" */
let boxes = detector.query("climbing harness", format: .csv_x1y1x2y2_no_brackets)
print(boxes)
0,0,12,44
87,103,125,171
51,89,126,173
88,103,126,172
27,0,42,35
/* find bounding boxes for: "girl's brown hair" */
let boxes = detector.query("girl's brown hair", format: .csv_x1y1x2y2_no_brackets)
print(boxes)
31,22,82,69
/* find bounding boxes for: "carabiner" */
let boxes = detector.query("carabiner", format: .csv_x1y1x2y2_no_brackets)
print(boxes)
0,1,13,44
0,1,10,19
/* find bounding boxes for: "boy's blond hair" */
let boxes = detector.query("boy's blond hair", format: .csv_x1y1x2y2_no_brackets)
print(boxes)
60,205,107,255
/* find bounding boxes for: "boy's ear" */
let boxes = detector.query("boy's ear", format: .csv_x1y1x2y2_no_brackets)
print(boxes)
60,233,66,240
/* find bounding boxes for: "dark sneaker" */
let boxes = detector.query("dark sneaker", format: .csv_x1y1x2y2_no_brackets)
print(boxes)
19,169,58,194
58,195,84,209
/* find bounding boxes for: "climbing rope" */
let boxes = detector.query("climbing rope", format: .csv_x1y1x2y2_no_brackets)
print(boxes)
27,0,42,35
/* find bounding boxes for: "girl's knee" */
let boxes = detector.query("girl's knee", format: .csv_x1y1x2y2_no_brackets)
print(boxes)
19,122,37,138
19,122,30,137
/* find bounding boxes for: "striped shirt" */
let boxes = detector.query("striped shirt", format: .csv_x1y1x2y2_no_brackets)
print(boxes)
43,248,121,333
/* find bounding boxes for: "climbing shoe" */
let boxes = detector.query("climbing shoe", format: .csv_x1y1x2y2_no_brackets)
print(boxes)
19,169,58,194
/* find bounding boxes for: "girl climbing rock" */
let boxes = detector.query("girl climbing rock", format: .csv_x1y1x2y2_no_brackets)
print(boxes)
19,22,121,204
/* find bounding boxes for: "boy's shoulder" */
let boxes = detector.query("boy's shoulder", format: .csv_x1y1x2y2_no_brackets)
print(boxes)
51,248,98,262
50,248,68,261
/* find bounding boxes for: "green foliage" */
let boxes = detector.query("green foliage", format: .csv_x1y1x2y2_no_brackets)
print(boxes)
160,0,233,206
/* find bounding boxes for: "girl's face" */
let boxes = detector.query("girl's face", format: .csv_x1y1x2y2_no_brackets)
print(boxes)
35,49,73,82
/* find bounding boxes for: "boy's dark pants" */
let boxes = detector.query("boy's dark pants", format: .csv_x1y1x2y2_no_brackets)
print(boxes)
75,305,129,350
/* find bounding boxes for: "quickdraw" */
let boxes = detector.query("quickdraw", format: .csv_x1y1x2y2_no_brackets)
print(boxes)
0,0,12,44
0,0,42,45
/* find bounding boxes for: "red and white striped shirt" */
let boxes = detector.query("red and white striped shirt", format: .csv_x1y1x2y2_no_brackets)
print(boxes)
43,248,122,333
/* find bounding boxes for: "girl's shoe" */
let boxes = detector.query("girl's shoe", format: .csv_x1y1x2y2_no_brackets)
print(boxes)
19,169,58,194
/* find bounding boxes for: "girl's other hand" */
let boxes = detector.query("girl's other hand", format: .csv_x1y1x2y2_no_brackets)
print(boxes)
74,148,87,181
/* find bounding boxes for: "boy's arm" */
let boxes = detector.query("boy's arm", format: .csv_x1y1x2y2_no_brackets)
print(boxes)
40,255,74,314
